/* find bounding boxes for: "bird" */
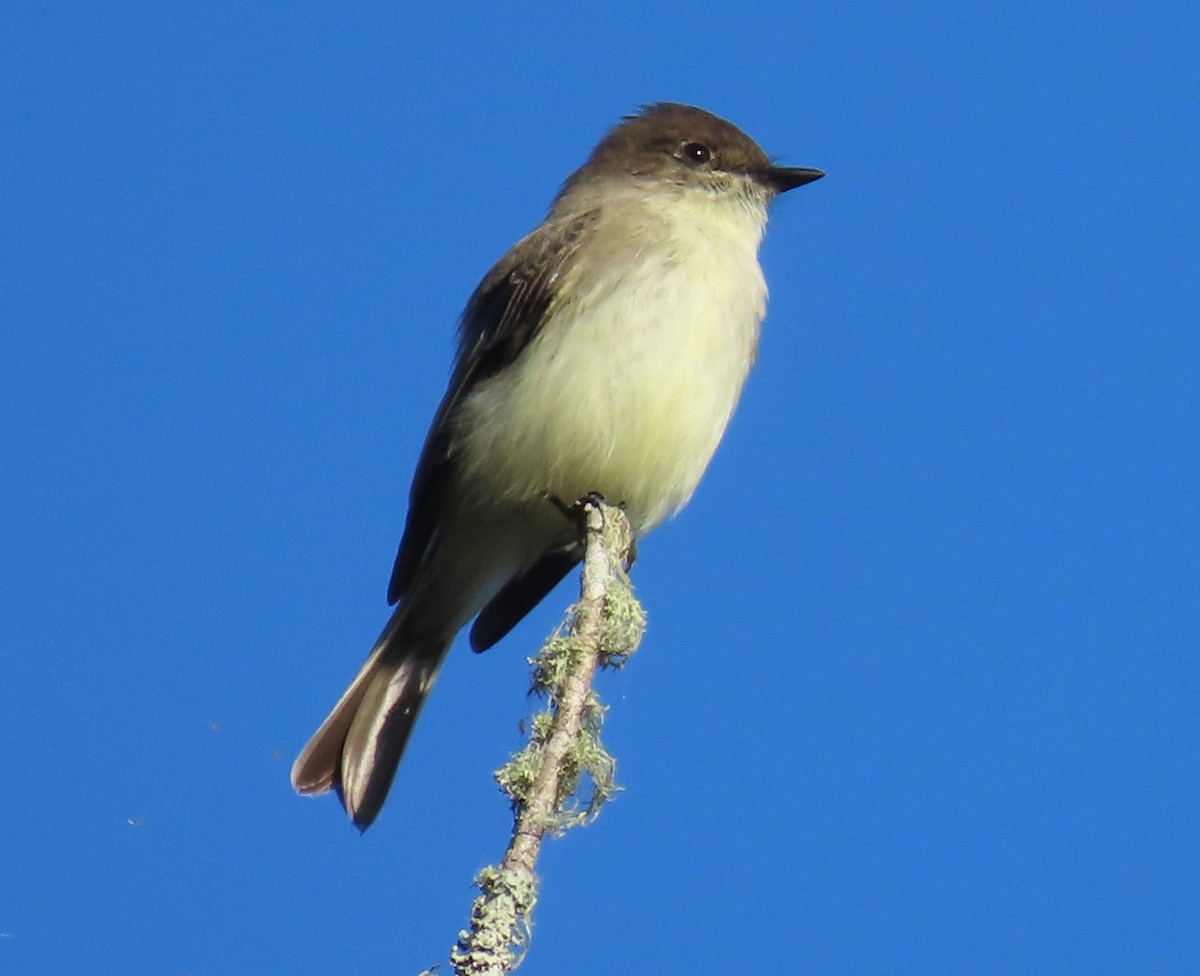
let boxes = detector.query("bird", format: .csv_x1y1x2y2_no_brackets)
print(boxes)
292,102,823,829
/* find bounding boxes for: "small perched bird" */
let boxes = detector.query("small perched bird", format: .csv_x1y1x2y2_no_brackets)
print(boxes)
292,103,823,829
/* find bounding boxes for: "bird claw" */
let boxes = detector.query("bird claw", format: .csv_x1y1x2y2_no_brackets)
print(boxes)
540,492,637,567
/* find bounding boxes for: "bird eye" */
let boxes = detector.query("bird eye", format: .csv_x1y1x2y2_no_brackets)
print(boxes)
679,142,712,165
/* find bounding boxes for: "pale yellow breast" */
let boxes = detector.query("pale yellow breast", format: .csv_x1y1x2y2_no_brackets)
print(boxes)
455,188,768,534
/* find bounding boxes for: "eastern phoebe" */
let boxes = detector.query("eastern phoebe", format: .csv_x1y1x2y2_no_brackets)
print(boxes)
292,103,823,829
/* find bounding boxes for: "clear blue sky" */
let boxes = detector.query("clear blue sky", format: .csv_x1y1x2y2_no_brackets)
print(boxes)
3,3,1197,974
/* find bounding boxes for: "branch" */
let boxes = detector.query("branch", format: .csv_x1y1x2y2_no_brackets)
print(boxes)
443,499,644,976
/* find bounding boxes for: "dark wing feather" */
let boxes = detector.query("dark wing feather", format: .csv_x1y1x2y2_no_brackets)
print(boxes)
468,542,583,652
386,210,600,605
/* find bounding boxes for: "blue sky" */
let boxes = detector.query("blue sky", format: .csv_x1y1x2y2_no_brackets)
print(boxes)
2,2,1197,974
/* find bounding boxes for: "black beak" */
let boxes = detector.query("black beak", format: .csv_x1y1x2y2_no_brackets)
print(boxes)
765,166,825,193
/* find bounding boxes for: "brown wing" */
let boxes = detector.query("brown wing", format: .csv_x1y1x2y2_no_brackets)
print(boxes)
386,209,600,605
468,541,583,651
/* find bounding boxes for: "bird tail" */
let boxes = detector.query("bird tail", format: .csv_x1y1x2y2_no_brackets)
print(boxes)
291,616,449,831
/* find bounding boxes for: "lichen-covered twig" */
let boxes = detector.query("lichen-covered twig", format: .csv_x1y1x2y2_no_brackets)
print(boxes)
444,499,644,976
